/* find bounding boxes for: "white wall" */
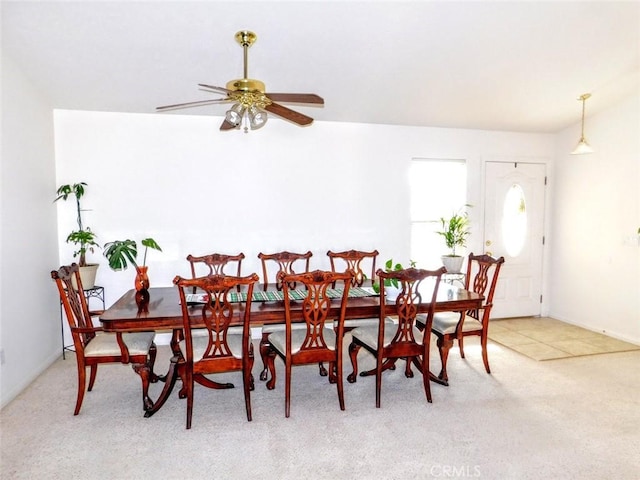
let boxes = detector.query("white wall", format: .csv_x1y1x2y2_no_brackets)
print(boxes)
53,110,555,310
0,54,60,407
549,92,640,343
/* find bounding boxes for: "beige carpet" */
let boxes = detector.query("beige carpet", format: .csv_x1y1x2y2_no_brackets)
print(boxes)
488,316,640,361
2,332,640,479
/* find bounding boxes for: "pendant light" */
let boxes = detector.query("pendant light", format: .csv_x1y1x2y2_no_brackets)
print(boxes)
571,93,594,155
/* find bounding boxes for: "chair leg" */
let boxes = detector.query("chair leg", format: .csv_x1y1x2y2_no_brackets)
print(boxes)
318,361,328,376
87,364,98,391
243,363,253,422
458,332,466,358
148,342,161,383
347,341,361,383
436,334,454,384
328,360,337,384
375,358,383,408
185,370,194,429
259,333,270,381
422,345,432,403
265,347,278,390
404,358,414,378
132,362,153,412
481,332,491,374
336,357,345,411
248,343,255,391
74,363,87,415
284,362,292,418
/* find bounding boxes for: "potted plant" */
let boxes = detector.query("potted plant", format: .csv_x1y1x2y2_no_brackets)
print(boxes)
103,238,162,291
436,205,471,273
54,182,100,288
372,258,416,300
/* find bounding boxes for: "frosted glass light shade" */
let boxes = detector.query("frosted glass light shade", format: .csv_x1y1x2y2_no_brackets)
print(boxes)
571,138,594,155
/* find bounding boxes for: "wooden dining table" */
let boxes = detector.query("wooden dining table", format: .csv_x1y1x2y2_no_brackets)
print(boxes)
100,282,482,416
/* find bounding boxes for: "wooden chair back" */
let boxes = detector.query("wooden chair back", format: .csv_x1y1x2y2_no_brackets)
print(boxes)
51,263,96,353
257,250,312,290
462,253,505,325
327,249,378,286
378,266,446,361
186,252,245,278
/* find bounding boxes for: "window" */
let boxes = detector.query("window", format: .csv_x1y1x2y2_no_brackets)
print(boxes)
410,159,467,269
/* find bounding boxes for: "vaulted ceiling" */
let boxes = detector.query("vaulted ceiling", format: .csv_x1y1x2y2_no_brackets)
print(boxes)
3,1,639,133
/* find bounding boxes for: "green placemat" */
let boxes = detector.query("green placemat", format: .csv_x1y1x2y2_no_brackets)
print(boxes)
186,286,377,304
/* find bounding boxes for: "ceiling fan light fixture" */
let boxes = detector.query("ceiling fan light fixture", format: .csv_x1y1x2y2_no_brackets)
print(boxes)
248,105,268,130
225,103,245,126
571,93,594,155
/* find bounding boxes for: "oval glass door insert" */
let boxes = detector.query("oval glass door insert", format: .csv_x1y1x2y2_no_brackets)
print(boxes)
502,183,527,257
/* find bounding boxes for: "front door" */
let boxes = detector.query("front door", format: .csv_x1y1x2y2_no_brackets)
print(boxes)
483,162,546,318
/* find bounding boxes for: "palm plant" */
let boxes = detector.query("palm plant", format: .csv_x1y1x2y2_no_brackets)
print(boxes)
55,182,99,266
437,206,471,257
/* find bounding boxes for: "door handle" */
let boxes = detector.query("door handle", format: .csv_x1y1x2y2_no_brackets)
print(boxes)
485,240,492,246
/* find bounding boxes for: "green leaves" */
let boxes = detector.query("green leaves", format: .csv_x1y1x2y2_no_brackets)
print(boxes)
66,228,99,267
436,206,471,256
54,182,86,202
141,238,162,266
104,239,138,271
103,237,162,271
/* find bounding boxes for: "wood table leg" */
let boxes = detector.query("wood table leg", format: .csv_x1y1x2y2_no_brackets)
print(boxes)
144,354,181,418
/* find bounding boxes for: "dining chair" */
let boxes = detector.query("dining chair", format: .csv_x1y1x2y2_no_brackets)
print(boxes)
327,249,379,287
186,252,245,292
347,266,445,407
323,249,380,374
173,272,259,429
52,263,158,415
416,253,505,384
256,250,313,381
264,269,353,417
257,250,312,290
187,252,244,276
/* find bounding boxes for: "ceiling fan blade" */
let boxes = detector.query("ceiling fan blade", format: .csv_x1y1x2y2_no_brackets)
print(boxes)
198,84,232,94
156,98,231,111
220,119,237,131
265,93,324,105
264,102,314,126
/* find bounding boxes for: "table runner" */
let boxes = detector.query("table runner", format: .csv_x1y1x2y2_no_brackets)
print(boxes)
185,286,377,304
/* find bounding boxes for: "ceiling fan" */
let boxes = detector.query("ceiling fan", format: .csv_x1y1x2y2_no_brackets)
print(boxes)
156,30,324,132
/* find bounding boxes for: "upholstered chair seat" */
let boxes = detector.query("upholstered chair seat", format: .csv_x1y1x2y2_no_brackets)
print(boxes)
84,331,155,357
417,312,483,336
268,327,337,355
351,321,424,351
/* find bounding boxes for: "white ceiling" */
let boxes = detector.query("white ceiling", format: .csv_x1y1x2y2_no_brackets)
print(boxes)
3,1,639,133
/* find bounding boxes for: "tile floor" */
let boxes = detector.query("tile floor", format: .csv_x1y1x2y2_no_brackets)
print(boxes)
488,316,640,361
